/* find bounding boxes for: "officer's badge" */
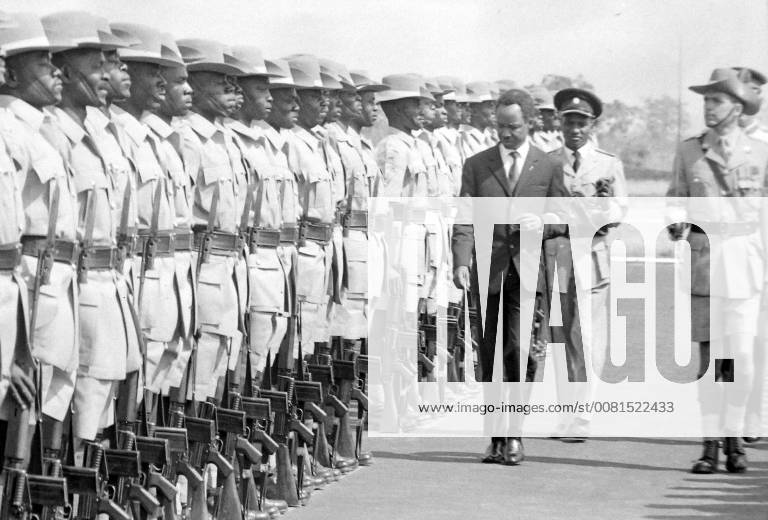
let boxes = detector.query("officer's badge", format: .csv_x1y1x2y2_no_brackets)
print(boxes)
572,97,580,105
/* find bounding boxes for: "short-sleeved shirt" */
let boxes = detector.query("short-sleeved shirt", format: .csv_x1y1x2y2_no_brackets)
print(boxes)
286,125,336,223
374,126,428,197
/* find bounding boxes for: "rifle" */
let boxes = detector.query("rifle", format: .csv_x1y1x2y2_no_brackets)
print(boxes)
153,427,203,518
62,442,128,520
330,358,362,470
76,188,96,285
103,445,160,518
24,182,69,518
240,396,278,512
1,406,33,520
134,436,177,516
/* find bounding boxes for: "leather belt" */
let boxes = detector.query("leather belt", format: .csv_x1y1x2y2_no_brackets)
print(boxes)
21,236,80,265
692,221,758,237
248,227,281,251
80,246,120,271
280,226,300,244
137,230,176,257
174,230,195,252
0,243,22,270
192,227,242,255
343,211,368,229
300,221,333,244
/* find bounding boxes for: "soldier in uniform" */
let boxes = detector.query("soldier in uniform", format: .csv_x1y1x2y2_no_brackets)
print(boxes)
280,54,340,365
174,38,245,401
529,85,562,153
225,45,292,390
433,76,464,196
41,12,142,443
461,81,496,159
734,67,768,145
139,32,197,398
108,23,191,408
0,11,79,463
548,88,627,440
0,13,36,444
374,73,434,197
667,68,768,473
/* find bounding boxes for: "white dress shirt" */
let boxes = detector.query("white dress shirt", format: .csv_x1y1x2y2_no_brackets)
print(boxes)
499,138,530,187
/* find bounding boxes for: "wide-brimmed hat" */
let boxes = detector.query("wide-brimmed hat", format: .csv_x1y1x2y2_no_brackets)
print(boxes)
377,73,434,103
0,12,74,57
554,87,603,118
283,54,324,90
111,23,184,67
349,69,388,93
689,68,761,116
466,81,494,103
265,58,295,88
425,76,454,97
177,38,245,76
528,85,555,111
229,45,278,78
437,76,468,103
42,11,125,51
320,58,355,92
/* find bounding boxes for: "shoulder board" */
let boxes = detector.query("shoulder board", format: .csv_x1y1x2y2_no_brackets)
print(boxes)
683,130,707,142
594,148,615,157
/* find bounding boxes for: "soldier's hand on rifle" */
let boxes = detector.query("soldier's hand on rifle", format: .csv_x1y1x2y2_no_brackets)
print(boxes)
453,266,470,290
9,363,35,410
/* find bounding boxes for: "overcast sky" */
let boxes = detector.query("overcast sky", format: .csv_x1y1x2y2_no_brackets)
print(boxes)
4,0,768,126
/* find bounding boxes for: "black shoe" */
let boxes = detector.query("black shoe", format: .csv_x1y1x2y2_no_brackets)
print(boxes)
503,437,524,465
743,437,761,444
481,439,505,464
691,440,719,474
723,437,747,473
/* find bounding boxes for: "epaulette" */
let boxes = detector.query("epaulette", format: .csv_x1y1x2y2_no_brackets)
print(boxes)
594,148,615,157
683,130,707,142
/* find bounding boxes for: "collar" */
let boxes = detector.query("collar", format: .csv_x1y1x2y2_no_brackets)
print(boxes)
225,117,262,142
385,126,416,146
85,105,111,132
567,139,594,159
141,111,175,140
51,107,86,145
0,95,46,130
254,120,286,151
293,125,321,149
326,122,351,143
109,104,147,144
500,137,530,161
183,112,219,140
460,124,484,138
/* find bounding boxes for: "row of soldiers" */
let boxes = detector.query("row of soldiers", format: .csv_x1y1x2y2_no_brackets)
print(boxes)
0,7,572,519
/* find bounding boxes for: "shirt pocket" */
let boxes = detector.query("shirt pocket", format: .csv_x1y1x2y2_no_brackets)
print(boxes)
343,232,367,297
247,248,285,312
202,165,229,186
196,261,227,329
296,242,327,304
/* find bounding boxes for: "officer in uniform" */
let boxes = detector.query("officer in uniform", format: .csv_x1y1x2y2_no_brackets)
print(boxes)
0,11,79,463
548,87,627,440
667,68,768,473
0,14,36,437
175,38,245,400
530,85,562,153
41,11,141,443
461,81,496,159
109,23,190,405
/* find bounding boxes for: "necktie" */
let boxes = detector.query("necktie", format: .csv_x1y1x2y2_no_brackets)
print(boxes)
508,150,519,190
572,149,581,172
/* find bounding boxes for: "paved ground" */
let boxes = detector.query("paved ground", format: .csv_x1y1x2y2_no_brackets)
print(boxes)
290,436,768,520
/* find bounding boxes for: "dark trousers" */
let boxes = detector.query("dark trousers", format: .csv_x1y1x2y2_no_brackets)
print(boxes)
479,266,537,383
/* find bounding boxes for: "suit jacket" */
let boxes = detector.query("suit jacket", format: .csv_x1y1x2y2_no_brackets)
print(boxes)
452,143,568,294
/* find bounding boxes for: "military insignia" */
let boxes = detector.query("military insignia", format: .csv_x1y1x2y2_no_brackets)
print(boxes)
572,97,580,104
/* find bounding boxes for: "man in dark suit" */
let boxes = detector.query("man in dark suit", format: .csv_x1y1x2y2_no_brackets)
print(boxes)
452,88,568,465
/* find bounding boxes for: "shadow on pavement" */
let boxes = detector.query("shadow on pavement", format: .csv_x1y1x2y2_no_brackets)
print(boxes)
644,461,768,519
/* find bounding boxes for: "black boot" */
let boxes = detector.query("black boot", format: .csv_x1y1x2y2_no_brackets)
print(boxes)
691,440,719,474
723,437,747,473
